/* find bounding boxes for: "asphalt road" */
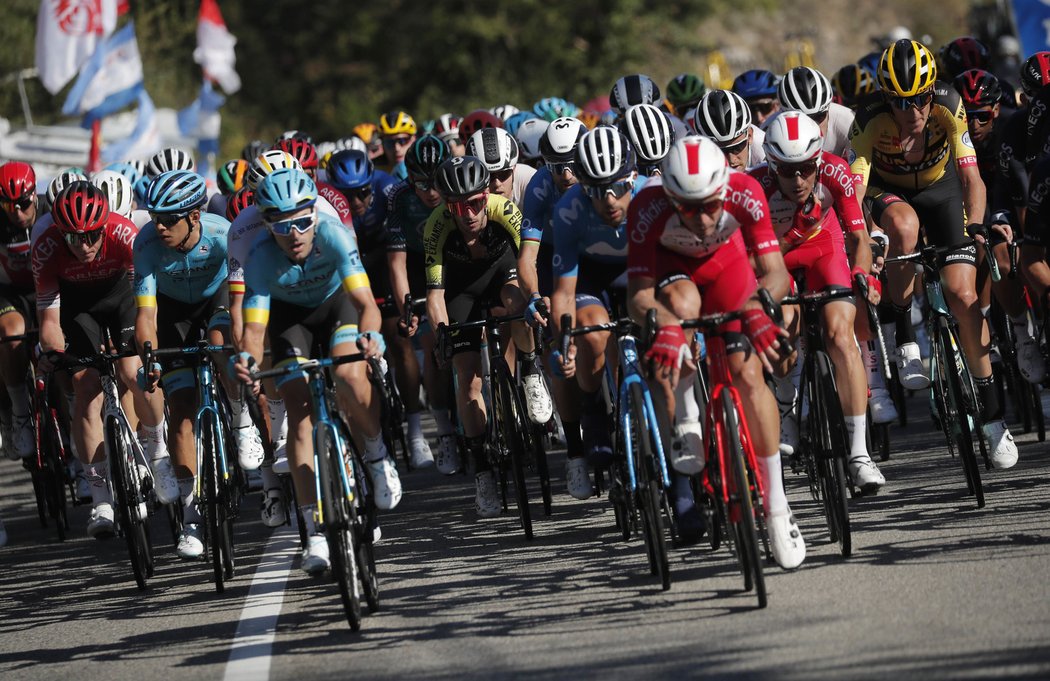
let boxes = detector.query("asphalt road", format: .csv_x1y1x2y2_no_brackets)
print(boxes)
1,391,1048,681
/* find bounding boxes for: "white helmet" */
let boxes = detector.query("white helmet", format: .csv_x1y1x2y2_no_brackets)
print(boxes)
777,67,833,116
146,147,195,177
609,74,661,115
621,104,674,164
539,116,587,163
693,90,752,143
335,136,368,153
660,136,730,202
576,126,636,183
466,127,520,172
46,170,88,205
762,111,824,167
516,118,550,162
245,150,302,191
489,104,520,122
91,170,135,218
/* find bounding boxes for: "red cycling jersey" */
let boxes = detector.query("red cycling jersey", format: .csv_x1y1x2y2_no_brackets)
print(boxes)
316,180,355,229
32,214,137,311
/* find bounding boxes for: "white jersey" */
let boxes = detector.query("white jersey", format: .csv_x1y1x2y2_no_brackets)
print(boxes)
511,164,538,209
746,125,767,170
822,102,854,158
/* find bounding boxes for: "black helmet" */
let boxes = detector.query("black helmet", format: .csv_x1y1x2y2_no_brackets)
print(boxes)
435,156,490,200
405,134,450,180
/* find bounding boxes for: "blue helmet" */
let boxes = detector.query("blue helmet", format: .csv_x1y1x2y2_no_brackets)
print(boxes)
255,168,317,215
732,69,779,99
504,111,538,137
326,150,374,190
133,174,150,207
533,97,579,122
145,170,207,214
104,162,143,187
857,51,882,80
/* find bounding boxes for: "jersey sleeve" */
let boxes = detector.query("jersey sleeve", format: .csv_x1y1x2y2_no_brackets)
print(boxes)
385,184,409,252
132,227,158,308
551,190,584,279
241,244,272,326
31,229,61,310
626,187,665,281
521,170,552,244
422,207,450,289
824,154,866,233
729,174,779,255
941,91,978,170
490,195,522,253
1025,158,1050,246
329,222,371,293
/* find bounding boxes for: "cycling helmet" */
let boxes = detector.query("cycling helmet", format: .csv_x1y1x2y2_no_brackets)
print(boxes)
660,136,730,202
609,74,662,115
435,156,490,200
225,187,254,221
466,128,520,172
490,104,520,122
47,170,88,205
104,161,143,187
315,141,336,162
778,67,834,115
575,127,636,184
133,175,150,207
940,37,990,79
275,129,314,144
379,110,417,137
832,64,877,106
245,150,302,191
146,147,195,177
516,119,550,162
539,117,587,163
335,136,368,153
273,138,319,171
857,51,882,79
693,90,752,143
0,161,36,201
762,111,824,168
732,69,779,99
504,111,538,137
954,69,1003,109
433,114,462,145
665,73,707,115
878,39,938,97
577,111,602,130
353,122,380,144
52,181,110,233
241,140,268,162
255,168,318,215
459,110,504,143
146,170,208,214
217,159,249,195
91,170,134,218
326,150,374,190
533,97,579,122
404,134,451,180
1020,52,1050,97
621,104,674,164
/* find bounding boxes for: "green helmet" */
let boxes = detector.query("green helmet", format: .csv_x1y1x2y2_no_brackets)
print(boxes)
665,73,707,114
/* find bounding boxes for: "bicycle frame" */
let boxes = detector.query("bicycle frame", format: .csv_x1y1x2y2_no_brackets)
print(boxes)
616,333,672,493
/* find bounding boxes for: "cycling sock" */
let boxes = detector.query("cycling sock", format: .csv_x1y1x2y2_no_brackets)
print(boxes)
5,384,29,418
86,462,112,506
431,408,454,436
407,411,423,440
562,420,584,459
520,350,537,374
862,340,886,391
771,373,796,413
893,302,917,346
178,477,201,523
300,504,318,535
141,420,167,460
267,398,288,443
228,397,252,429
974,374,1003,422
843,414,868,460
363,432,387,463
673,380,704,461
756,452,788,515
466,434,488,472
260,462,280,491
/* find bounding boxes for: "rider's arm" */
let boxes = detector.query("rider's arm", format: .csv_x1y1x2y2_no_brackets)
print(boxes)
958,162,988,231
517,240,541,299
31,229,63,352
752,249,791,302
387,250,411,318
627,275,678,328
422,207,449,328
38,307,63,355
549,192,582,334
426,288,448,329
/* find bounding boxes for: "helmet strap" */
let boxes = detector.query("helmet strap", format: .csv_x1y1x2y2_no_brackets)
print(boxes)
175,211,201,253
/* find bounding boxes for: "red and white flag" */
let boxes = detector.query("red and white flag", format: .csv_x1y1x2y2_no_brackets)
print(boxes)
35,0,120,95
193,0,241,94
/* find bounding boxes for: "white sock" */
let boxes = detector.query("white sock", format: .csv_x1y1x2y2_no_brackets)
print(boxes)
5,384,29,417
364,432,387,462
267,398,288,443
228,397,252,428
756,452,788,515
432,408,454,436
407,411,423,440
862,340,886,391
86,462,112,505
844,414,868,460
673,379,703,462
142,420,168,460
178,477,201,523
301,504,318,535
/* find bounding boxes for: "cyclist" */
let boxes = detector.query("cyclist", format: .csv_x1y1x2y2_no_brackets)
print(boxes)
939,36,990,81
466,127,537,208
134,170,253,556
665,73,707,121
0,161,38,459
425,156,548,518
379,110,418,180
273,138,353,229
849,39,1017,468
32,182,170,538
145,147,195,179
777,66,855,157
693,90,767,171
92,170,151,228
352,122,384,162
233,168,399,574
515,118,550,169
433,113,465,157
832,63,878,110
733,69,781,128
626,136,805,569
620,103,675,176
208,159,248,217
753,111,885,491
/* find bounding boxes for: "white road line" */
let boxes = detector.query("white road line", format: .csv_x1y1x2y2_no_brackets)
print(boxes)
222,524,300,681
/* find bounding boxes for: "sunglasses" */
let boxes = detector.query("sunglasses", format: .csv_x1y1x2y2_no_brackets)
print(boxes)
412,178,434,192
966,109,994,124
582,178,634,200
889,91,934,111
345,186,373,201
266,212,316,236
448,195,488,217
62,229,105,246
671,196,724,219
490,168,515,183
0,196,34,212
548,161,576,176
150,212,188,228
748,99,778,116
385,136,413,147
718,137,749,156
773,159,820,178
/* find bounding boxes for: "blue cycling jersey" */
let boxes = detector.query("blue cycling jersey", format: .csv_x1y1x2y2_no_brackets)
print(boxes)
355,170,400,249
521,166,562,245
133,212,230,306
551,177,649,280
242,212,370,325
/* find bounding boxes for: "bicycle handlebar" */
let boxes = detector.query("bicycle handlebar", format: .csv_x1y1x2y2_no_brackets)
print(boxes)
248,352,367,381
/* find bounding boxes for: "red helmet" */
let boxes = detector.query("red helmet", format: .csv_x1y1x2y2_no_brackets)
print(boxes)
940,37,990,79
0,161,36,201
52,181,110,234
459,109,503,143
273,138,319,171
954,69,1002,109
225,187,255,221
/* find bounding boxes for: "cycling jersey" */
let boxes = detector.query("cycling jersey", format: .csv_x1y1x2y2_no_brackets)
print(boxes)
32,213,137,311
423,193,522,290
341,170,399,252
386,182,433,255
848,83,977,191
746,125,768,170
821,102,855,158
241,212,370,326
315,180,354,228
0,213,33,291
521,166,564,245
1023,154,1050,248
133,213,230,307
206,192,228,218
996,108,1030,215
510,164,538,209
551,177,649,280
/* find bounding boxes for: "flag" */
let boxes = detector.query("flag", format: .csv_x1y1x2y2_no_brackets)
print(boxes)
101,89,161,165
1013,0,1050,58
193,0,241,94
178,81,225,177
61,21,143,125
35,0,119,95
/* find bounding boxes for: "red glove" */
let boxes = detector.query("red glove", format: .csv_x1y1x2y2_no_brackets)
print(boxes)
851,266,882,297
784,193,822,246
646,325,689,370
742,308,780,355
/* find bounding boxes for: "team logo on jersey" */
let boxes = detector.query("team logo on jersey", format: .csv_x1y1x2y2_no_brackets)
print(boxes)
846,149,857,164
199,244,209,254
961,131,975,149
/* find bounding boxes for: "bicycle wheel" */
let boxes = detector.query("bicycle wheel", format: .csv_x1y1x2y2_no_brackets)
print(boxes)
720,397,766,608
337,416,380,614
200,416,226,593
316,425,362,631
40,409,69,540
628,382,670,591
813,352,852,556
106,418,151,590
216,409,238,580
493,368,533,540
937,320,985,508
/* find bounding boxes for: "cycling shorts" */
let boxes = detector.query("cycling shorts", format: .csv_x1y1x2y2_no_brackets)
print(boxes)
445,248,518,355
59,275,135,357
361,246,398,318
267,292,360,387
783,228,852,293
155,289,231,391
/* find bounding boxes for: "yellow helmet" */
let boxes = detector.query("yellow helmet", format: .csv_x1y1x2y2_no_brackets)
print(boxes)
577,110,601,129
378,110,417,137
353,122,379,144
878,39,938,97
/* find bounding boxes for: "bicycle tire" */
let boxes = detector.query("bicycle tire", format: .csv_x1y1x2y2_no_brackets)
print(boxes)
315,426,362,631
200,416,226,593
937,319,985,509
720,397,767,608
40,411,69,540
216,408,237,580
628,382,670,590
337,416,380,614
107,418,151,590
493,367,533,540
813,351,852,556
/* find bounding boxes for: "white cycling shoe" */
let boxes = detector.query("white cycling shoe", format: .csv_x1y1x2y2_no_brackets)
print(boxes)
767,509,806,570
896,342,930,390
982,419,1018,469
474,471,501,518
522,373,553,425
302,534,330,575
869,387,899,425
565,456,594,500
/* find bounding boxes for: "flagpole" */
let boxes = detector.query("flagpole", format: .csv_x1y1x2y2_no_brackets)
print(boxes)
87,120,102,174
